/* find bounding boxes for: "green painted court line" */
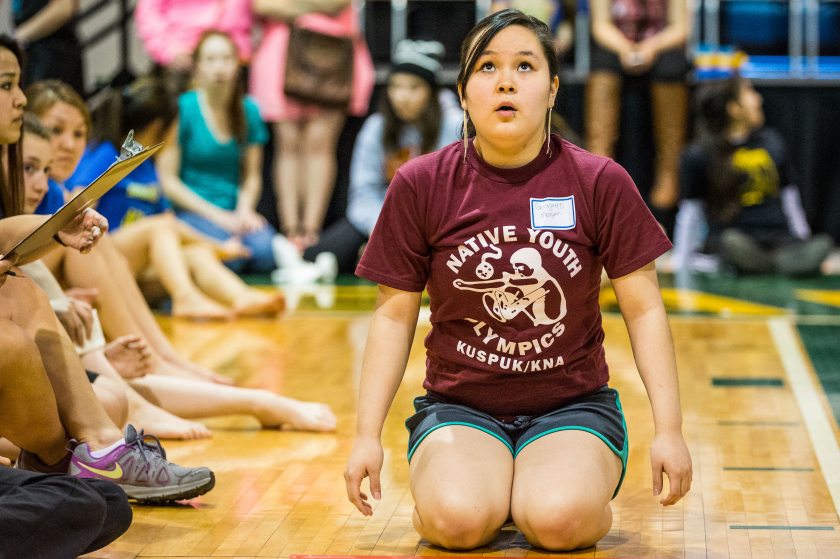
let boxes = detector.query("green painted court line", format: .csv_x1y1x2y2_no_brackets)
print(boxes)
712,377,785,387
723,467,814,472
717,420,799,426
730,525,835,531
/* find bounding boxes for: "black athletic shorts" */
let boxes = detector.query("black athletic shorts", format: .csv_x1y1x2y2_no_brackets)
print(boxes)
590,43,690,82
405,385,628,498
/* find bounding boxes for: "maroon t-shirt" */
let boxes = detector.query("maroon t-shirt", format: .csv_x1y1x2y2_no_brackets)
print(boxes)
357,136,670,419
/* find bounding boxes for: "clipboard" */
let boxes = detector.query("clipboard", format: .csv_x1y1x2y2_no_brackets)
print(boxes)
2,132,164,262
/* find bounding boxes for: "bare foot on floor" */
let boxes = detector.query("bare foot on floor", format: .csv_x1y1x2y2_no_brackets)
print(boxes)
172,292,232,320
105,335,154,379
233,290,285,317
216,238,251,261
156,358,235,386
255,395,337,432
130,403,212,440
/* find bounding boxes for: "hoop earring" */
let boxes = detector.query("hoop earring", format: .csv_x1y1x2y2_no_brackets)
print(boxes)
545,107,553,157
463,109,469,162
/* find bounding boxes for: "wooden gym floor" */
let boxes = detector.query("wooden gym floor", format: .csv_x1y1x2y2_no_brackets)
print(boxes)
85,275,840,559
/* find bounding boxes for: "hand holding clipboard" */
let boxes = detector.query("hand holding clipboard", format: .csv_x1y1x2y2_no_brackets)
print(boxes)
1,131,163,264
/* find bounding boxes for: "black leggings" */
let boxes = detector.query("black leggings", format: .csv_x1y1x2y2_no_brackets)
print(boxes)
0,468,132,558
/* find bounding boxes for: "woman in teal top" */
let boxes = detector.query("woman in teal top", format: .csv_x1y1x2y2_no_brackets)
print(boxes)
158,30,278,273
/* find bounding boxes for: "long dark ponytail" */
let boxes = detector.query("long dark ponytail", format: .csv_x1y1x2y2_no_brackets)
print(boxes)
693,76,745,222
92,77,176,147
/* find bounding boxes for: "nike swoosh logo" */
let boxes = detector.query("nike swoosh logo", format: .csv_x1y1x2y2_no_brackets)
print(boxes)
78,461,124,480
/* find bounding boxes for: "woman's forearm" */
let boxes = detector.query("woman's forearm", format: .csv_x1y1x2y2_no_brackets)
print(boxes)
0,215,61,263
590,0,635,54
614,265,683,434
16,0,77,45
639,24,688,57
237,146,263,212
356,287,422,439
161,175,229,223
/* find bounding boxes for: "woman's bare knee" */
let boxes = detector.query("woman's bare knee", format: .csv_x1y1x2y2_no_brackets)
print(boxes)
413,496,505,550
515,501,611,551
0,321,42,384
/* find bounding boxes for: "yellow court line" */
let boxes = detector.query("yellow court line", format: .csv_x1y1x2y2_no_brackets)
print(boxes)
796,289,840,309
769,318,840,516
601,287,786,316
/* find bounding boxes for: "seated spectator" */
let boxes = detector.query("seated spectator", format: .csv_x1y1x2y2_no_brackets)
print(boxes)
29,79,271,319
303,39,461,275
69,77,286,317
21,112,336,436
670,76,834,276
135,0,253,91
587,0,690,215
0,34,215,504
13,0,83,93
158,31,330,279
25,82,240,384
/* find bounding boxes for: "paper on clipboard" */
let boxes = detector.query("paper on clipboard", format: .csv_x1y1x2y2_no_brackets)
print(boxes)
2,133,164,262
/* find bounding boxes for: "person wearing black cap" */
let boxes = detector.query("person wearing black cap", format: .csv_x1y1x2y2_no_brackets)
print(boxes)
302,40,462,274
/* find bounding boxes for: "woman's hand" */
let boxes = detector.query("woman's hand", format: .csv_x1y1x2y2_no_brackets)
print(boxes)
650,430,692,505
56,297,95,346
56,208,109,254
216,238,252,261
620,45,654,75
344,436,385,516
235,208,266,235
213,210,246,235
0,257,16,289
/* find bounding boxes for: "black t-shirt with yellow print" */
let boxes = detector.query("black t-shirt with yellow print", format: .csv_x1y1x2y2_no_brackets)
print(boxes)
680,127,793,243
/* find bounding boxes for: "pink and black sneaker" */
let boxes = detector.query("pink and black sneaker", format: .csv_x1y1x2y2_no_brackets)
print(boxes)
69,425,215,503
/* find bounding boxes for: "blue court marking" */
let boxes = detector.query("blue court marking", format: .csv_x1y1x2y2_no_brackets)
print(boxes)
712,377,785,387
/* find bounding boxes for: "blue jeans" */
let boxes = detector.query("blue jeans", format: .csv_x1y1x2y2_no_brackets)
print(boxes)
177,212,277,273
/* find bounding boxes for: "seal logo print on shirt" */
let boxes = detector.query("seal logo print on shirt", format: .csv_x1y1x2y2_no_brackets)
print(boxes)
453,246,567,327
445,224,583,372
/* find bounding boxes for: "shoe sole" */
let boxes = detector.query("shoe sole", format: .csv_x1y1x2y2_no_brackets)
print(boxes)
122,472,216,503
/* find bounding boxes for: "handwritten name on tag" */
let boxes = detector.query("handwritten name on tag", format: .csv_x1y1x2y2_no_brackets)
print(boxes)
530,196,576,230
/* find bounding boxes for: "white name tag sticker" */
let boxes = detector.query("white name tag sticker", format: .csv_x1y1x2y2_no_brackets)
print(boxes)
530,196,576,230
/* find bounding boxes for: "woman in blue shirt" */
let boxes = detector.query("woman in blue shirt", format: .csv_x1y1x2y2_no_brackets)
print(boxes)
157,30,279,274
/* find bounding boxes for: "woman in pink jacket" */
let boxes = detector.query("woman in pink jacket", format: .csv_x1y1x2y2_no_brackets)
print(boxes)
135,0,253,87
250,1,374,250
